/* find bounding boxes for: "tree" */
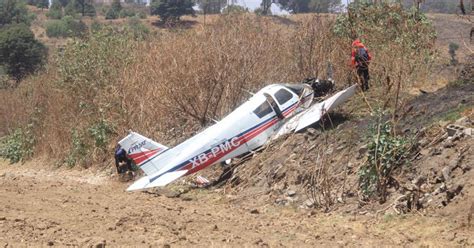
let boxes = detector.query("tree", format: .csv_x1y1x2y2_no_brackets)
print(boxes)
196,0,226,14
222,4,248,14
64,0,95,17
105,0,122,19
0,24,47,82
58,0,69,7
36,0,49,10
0,0,33,26
260,0,272,15
150,0,195,23
47,0,63,19
276,0,341,13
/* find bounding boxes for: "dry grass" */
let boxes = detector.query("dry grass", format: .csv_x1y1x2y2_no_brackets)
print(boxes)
0,9,437,166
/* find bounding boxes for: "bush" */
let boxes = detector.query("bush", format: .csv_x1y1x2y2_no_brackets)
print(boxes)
358,111,412,203
90,19,102,32
137,11,146,19
0,23,47,82
45,16,87,38
62,15,87,37
0,127,35,163
223,4,249,14
45,19,68,37
150,0,196,23
127,16,149,39
64,0,96,17
105,8,119,19
119,8,136,18
46,0,63,19
105,0,122,19
0,0,35,26
64,129,88,167
88,119,114,150
448,42,459,65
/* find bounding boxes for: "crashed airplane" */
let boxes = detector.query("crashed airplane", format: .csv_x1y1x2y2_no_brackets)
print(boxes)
118,81,357,191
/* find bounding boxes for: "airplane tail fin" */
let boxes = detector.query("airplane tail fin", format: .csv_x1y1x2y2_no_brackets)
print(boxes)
118,131,169,169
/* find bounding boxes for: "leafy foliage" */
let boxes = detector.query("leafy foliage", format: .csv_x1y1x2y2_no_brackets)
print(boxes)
0,24,47,82
334,2,436,48
46,19,68,37
196,0,226,14
448,42,459,65
222,4,248,14
359,111,412,202
45,15,87,38
88,119,114,150
0,0,35,26
64,0,95,17
35,0,49,9
127,16,150,40
0,127,35,163
276,0,341,13
64,129,88,167
401,0,470,14
105,0,122,19
150,0,195,22
46,0,63,19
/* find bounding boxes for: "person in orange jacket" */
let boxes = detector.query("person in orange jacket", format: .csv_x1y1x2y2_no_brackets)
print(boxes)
351,39,372,91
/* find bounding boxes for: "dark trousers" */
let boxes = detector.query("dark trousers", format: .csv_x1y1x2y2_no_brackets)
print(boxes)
357,67,370,91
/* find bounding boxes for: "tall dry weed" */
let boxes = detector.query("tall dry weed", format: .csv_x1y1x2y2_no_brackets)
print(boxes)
1,11,436,166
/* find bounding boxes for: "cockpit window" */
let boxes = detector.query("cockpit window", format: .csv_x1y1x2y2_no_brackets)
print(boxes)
274,89,293,105
253,101,273,118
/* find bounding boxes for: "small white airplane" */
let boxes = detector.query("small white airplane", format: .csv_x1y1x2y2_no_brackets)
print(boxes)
118,81,357,191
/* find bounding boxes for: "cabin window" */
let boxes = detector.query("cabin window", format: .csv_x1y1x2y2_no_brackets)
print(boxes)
253,101,273,118
274,89,293,105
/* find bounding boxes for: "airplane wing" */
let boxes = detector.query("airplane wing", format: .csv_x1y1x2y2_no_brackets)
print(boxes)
274,84,357,138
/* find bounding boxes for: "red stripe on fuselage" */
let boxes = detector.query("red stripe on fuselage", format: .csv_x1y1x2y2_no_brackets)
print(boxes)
182,103,300,175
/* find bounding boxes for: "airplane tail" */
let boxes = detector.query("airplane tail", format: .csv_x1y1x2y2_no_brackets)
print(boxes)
118,131,168,170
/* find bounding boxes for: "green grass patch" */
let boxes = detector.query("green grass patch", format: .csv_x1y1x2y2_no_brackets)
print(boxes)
439,104,471,122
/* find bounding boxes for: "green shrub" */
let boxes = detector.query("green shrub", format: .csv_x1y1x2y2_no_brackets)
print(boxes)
90,19,102,32
358,111,412,203
64,129,88,167
448,42,459,65
105,8,119,19
46,19,68,37
45,16,87,38
62,15,87,37
137,11,146,19
222,4,249,14
88,119,114,150
127,16,149,39
0,127,35,164
119,8,135,18
105,0,122,19
0,23,47,82
46,0,63,19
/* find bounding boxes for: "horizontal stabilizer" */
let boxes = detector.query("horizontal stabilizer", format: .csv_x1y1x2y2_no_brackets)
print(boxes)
126,170,188,191
126,176,150,191
118,131,169,175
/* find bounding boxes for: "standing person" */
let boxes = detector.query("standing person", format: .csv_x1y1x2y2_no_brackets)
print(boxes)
351,39,372,91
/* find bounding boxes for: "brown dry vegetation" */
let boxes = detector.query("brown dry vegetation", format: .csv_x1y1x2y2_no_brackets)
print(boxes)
1,5,474,247
1,5,441,167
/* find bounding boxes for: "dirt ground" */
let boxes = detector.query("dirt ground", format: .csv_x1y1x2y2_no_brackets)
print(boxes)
0,160,472,247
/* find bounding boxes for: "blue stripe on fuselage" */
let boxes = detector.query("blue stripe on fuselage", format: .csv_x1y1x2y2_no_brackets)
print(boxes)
147,92,313,182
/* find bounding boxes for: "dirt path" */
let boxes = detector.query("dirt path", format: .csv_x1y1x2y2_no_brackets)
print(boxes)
0,161,471,247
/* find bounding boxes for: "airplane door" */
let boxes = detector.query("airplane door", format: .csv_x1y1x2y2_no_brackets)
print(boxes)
272,88,299,117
